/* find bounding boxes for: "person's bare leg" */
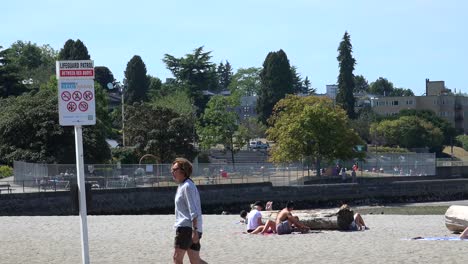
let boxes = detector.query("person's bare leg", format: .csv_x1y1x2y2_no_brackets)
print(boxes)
187,249,207,264
250,225,266,234
173,248,186,264
288,215,310,231
354,213,366,229
460,227,468,239
260,220,276,234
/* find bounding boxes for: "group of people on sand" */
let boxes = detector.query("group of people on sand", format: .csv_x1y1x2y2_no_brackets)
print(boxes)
169,157,467,264
241,201,310,235
240,201,369,235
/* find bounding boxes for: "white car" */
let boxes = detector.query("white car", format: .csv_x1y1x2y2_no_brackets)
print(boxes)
249,141,269,150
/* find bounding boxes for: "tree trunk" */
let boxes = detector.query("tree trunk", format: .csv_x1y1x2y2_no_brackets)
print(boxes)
445,205,468,232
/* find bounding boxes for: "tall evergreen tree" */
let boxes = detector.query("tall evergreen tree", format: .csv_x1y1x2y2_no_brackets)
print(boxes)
163,46,216,113
217,60,233,91
303,76,316,94
58,39,90,60
124,55,149,104
290,66,303,94
336,31,356,119
257,49,294,124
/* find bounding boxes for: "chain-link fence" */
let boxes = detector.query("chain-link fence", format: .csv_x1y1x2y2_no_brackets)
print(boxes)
3,152,436,194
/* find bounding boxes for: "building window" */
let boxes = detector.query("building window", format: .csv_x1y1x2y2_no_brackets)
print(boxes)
392,100,399,106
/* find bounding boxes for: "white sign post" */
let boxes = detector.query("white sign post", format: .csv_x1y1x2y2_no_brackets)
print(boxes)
56,60,95,264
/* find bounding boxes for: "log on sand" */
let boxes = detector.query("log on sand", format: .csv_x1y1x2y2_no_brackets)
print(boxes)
445,205,468,232
261,209,340,230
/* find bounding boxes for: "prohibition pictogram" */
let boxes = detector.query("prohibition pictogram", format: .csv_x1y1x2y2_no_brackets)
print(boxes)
67,102,77,112
72,91,82,101
83,91,93,101
79,101,88,112
61,91,71,101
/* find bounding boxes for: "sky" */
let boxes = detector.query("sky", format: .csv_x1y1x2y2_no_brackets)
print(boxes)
2,0,467,95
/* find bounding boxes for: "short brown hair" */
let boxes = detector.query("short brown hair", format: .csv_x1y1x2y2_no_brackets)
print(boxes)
172,158,193,178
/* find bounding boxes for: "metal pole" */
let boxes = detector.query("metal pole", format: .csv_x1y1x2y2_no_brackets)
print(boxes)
121,87,125,147
74,126,90,264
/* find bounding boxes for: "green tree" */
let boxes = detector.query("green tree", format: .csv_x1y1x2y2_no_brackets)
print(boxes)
150,89,195,117
370,116,444,151
197,95,249,166
390,87,414,96
267,95,364,176
163,46,216,113
354,75,369,93
257,49,294,124
94,66,115,92
124,102,196,163
0,46,28,97
124,55,149,104
336,31,356,119
303,76,316,95
3,41,57,91
217,60,233,91
241,117,267,140
290,66,303,93
147,75,163,99
397,109,456,146
228,67,261,96
0,90,110,165
369,77,393,96
58,39,90,60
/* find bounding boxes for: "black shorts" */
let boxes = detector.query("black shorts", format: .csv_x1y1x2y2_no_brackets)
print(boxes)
174,226,203,251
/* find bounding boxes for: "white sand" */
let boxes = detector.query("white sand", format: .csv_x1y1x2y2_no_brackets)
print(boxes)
0,214,467,263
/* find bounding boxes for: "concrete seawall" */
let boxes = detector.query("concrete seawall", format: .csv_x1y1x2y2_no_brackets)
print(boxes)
2,179,468,216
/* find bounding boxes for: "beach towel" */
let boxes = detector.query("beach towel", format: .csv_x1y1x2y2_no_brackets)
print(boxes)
409,236,468,241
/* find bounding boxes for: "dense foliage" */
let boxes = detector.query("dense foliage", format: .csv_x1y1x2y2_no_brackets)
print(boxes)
197,95,249,164
124,102,197,163
267,95,364,173
0,90,110,165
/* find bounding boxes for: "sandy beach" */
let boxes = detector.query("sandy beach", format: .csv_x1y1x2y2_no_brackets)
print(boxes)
0,211,467,264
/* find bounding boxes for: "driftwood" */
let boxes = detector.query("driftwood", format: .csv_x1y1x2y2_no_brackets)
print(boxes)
261,209,340,230
445,205,468,232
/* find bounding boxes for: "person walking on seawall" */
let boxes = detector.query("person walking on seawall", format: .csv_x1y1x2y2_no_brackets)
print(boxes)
172,158,207,264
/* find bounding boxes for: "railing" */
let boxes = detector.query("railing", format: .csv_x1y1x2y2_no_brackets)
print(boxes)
4,153,438,194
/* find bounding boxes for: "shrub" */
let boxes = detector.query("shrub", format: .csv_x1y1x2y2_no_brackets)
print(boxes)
0,165,13,178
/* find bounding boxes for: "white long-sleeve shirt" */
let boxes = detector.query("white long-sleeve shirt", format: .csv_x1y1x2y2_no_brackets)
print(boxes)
174,178,203,233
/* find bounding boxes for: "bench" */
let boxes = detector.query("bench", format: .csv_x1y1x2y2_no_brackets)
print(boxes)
0,184,14,194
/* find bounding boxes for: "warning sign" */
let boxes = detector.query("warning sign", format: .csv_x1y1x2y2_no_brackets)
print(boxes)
79,101,88,112
58,79,96,126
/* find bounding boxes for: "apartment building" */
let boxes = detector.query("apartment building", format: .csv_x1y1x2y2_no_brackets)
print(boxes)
371,80,468,133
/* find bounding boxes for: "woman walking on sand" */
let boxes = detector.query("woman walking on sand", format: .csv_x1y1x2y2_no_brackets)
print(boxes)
172,158,207,264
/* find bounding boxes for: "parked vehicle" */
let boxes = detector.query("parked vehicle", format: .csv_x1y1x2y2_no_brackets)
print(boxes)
249,140,269,150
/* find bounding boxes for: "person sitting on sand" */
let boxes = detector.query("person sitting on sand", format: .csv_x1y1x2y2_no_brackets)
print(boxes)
275,201,310,235
337,204,367,231
246,201,276,234
239,210,248,224
460,227,468,239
